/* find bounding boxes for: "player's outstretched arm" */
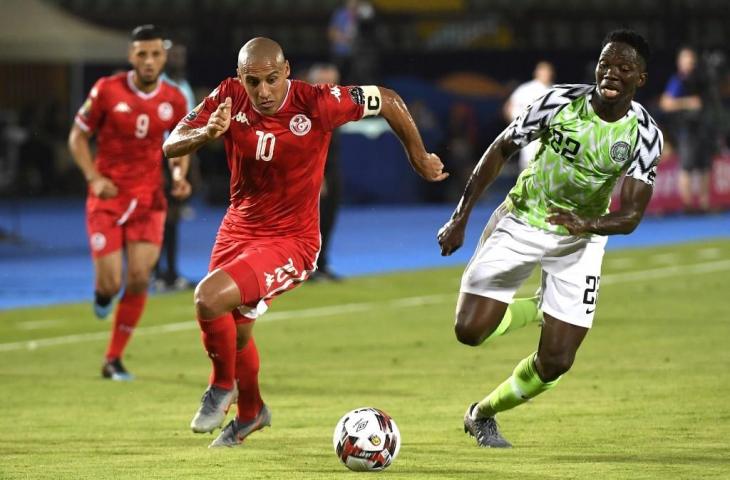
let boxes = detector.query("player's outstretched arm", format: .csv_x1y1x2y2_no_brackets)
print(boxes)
377,87,448,182
437,129,519,256
163,97,232,158
547,177,653,236
68,124,118,199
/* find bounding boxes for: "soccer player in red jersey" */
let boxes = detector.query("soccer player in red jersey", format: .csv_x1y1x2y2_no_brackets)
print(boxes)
68,25,192,381
163,37,447,447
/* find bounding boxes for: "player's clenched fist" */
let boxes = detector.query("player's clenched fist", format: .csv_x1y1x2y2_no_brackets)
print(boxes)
437,216,466,256
414,152,449,182
206,97,232,139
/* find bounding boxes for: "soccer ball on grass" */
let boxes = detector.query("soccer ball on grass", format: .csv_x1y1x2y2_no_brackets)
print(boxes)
332,407,401,472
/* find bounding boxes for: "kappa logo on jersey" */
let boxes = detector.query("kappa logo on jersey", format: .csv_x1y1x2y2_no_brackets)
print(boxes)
157,102,173,121
234,111,250,125
113,102,132,113
610,141,631,163
264,258,299,290
289,114,312,136
349,86,365,105
90,232,107,252
329,86,341,102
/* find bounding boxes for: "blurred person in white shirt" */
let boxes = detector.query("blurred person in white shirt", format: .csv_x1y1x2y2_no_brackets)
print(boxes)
503,61,555,170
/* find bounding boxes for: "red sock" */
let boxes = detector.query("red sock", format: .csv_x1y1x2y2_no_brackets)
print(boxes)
235,337,263,422
198,313,236,390
105,292,147,361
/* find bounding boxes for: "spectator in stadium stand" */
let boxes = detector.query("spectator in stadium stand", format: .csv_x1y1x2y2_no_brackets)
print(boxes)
660,47,714,214
155,42,198,292
503,61,556,171
162,36,447,447
68,25,192,381
328,0,377,84
307,63,344,282
438,30,663,448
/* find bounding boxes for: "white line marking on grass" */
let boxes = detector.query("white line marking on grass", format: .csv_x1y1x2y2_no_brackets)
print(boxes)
600,259,730,284
696,248,723,259
605,257,634,269
649,253,680,264
17,319,63,330
0,295,447,353
2,259,729,353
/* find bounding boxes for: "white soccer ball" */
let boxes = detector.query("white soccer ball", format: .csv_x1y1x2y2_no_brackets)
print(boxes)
332,407,401,472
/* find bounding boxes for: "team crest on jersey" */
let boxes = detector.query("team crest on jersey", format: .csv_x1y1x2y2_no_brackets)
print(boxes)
158,102,173,121
90,232,106,252
289,114,311,136
610,141,631,163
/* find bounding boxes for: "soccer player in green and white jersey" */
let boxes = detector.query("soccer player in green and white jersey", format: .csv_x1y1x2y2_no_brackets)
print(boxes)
437,30,663,448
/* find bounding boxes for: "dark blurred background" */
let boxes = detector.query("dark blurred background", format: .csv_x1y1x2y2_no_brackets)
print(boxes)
2,0,730,204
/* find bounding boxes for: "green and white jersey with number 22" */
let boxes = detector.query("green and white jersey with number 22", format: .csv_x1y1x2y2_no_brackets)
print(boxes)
504,84,663,235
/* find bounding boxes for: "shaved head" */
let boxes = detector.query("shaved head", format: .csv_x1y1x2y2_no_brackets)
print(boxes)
236,37,291,115
237,37,286,71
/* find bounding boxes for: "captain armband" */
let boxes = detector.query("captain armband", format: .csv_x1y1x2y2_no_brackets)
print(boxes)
349,85,382,117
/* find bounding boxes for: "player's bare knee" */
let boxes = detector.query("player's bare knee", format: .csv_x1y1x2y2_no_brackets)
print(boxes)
97,278,122,297
454,316,484,347
537,351,575,380
454,324,483,346
454,304,489,346
194,283,224,320
125,275,149,294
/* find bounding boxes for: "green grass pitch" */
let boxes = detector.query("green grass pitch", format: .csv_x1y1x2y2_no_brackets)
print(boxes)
1,240,729,479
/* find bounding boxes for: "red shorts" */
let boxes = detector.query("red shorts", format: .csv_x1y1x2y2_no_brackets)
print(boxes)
86,195,166,258
209,235,319,324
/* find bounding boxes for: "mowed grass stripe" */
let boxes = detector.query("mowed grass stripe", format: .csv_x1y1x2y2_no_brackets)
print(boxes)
2,257,729,353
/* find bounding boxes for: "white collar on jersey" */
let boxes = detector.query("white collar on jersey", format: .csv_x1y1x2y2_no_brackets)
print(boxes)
126,70,161,100
250,80,291,115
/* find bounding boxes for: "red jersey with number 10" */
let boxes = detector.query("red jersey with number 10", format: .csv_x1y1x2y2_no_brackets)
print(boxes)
181,78,367,247
75,71,188,201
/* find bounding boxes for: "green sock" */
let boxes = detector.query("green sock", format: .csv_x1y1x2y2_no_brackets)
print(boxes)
484,296,542,343
475,353,559,418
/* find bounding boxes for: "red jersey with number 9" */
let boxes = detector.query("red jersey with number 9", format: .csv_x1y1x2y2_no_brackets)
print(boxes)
181,78,367,248
75,71,188,201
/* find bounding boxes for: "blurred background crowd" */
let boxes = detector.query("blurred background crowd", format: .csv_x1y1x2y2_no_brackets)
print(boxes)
1,0,730,241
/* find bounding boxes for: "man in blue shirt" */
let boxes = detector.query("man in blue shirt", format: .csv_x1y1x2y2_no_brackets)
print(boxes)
660,47,713,213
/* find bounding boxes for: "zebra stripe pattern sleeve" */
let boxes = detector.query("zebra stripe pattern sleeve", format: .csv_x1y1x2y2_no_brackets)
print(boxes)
505,84,595,147
627,102,664,186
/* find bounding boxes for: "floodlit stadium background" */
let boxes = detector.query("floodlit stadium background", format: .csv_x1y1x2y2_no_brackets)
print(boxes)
2,0,728,307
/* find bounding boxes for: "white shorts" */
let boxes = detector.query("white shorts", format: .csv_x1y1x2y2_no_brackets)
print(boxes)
460,205,607,328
